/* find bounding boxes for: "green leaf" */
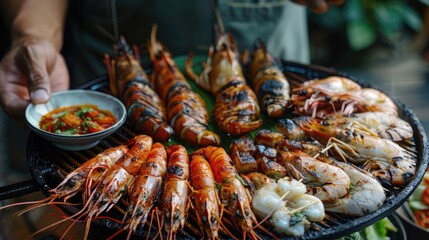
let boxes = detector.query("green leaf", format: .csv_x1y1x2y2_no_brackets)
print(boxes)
52,110,70,119
84,121,96,128
402,5,423,31
372,219,388,238
347,21,377,50
59,129,77,136
363,224,383,240
408,200,429,211
290,212,305,226
382,218,398,232
374,2,402,32
75,106,93,118
361,218,398,240
409,184,427,201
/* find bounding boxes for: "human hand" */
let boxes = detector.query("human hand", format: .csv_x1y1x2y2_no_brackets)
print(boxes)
0,38,70,126
292,0,345,13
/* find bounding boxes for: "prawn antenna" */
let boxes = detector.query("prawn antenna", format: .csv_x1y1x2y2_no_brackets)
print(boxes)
111,0,119,41
93,0,119,41
210,0,226,36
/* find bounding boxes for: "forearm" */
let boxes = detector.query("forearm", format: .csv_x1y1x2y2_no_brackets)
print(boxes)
2,0,68,51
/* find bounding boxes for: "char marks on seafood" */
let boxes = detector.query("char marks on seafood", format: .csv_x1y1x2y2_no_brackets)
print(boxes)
149,25,221,146
186,34,263,135
160,145,190,239
105,36,173,142
290,77,398,117
247,39,291,118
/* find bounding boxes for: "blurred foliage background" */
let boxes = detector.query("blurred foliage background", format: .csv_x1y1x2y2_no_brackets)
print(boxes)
308,0,429,67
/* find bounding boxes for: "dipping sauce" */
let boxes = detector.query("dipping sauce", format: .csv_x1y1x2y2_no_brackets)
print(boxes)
39,104,117,135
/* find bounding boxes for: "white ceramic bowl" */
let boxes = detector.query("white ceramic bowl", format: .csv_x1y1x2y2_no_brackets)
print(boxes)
25,90,127,151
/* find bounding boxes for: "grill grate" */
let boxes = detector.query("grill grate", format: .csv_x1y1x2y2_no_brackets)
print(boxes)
24,60,429,239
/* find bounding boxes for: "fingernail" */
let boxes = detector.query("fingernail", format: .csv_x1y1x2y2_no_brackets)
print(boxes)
31,89,49,103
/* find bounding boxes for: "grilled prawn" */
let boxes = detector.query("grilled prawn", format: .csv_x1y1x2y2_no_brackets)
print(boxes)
0,145,128,218
186,33,263,135
322,159,386,216
105,36,173,142
298,117,416,187
87,135,152,211
322,112,413,142
193,146,261,239
149,26,220,146
124,142,167,236
189,154,222,239
83,135,153,239
247,39,291,118
254,129,350,201
290,77,398,117
160,145,190,239
50,145,128,203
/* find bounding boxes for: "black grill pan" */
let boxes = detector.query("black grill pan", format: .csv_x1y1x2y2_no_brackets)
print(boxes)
0,60,427,239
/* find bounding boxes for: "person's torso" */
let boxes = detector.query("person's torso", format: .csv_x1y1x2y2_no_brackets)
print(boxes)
65,0,308,87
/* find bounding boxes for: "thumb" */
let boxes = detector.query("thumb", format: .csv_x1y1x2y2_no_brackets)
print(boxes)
16,40,54,104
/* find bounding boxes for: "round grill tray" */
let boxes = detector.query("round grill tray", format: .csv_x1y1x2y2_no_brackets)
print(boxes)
10,59,429,239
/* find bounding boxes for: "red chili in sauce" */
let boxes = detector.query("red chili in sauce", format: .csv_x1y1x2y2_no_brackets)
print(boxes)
39,104,116,135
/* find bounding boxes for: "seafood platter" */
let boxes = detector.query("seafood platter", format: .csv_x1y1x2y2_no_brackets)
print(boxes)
0,26,428,240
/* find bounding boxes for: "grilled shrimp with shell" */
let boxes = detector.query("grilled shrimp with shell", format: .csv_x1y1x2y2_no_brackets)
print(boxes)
51,145,128,203
0,144,129,220
320,158,386,216
160,145,190,239
345,88,398,116
291,76,361,117
293,76,362,97
253,129,350,201
192,146,263,239
298,117,416,188
105,37,173,142
186,33,263,135
189,154,222,239
123,142,167,238
276,151,350,202
149,26,220,146
290,76,398,117
83,135,153,239
247,39,291,118
322,112,413,143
